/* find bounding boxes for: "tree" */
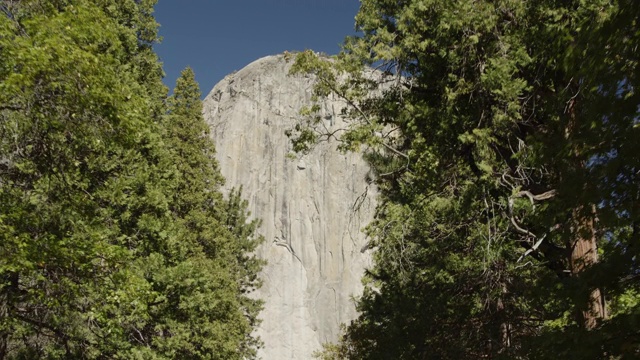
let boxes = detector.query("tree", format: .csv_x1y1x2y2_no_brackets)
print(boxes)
0,0,169,357
291,0,640,358
159,67,264,359
0,1,263,358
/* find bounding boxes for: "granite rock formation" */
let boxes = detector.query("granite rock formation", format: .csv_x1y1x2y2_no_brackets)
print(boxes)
202,54,376,359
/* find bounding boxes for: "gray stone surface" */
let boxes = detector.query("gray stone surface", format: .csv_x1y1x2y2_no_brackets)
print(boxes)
202,54,376,359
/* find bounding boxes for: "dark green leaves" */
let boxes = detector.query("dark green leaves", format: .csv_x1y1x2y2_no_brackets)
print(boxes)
298,0,640,359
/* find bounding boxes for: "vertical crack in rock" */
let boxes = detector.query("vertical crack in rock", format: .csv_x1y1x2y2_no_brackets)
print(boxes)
203,54,377,360
274,236,302,264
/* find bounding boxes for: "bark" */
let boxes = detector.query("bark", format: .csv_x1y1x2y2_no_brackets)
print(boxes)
488,281,511,358
569,206,606,329
498,283,511,350
565,97,606,329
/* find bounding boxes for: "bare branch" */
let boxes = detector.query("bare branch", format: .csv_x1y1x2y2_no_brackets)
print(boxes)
515,261,534,269
507,198,536,238
515,189,557,205
509,215,536,238
518,234,546,262
381,141,409,160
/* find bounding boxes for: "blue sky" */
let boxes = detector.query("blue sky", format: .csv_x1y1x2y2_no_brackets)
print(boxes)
154,0,361,97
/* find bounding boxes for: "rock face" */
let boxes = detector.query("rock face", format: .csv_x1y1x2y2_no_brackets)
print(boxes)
202,55,376,359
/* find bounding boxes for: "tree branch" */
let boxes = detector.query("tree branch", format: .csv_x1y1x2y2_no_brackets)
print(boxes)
317,68,410,161
516,189,556,205
509,214,536,238
518,234,546,262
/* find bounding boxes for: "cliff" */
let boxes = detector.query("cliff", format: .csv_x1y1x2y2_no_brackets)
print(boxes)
202,54,376,359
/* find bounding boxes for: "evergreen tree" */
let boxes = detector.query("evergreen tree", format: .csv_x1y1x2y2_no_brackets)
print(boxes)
159,68,264,359
292,0,640,358
0,0,170,357
0,1,263,358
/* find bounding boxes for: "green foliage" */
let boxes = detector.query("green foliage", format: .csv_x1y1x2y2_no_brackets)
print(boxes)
163,69,265,358
0,1,262,359
295,0,640,358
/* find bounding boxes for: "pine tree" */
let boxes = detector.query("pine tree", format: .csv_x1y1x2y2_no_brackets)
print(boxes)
155,67,264,359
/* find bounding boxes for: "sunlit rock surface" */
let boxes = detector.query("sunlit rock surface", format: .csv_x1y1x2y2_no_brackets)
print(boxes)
203,54,376,359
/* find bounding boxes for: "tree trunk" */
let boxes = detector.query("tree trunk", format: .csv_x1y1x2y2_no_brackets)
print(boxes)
569,206,606,329
565,97,606,329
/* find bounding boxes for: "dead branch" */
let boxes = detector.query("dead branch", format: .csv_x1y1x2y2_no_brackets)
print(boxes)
516,189,557,205
517,234,546,262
